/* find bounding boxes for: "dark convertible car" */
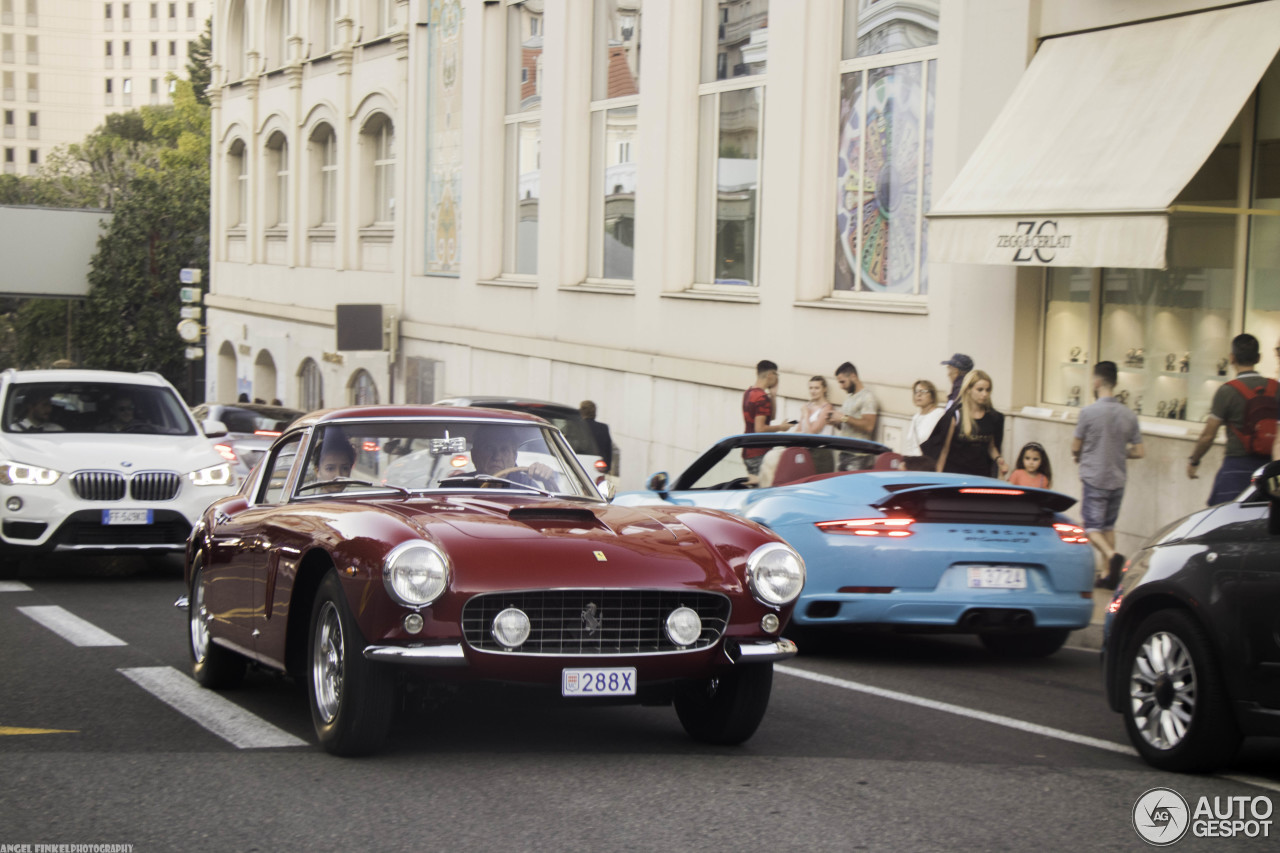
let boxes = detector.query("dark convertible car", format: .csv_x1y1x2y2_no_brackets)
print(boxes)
183,406,804,755
1103,459,1280,772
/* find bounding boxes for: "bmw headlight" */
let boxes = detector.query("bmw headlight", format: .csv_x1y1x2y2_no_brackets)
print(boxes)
0,460,61,486
382,541,450,606
187,463,232,487
745,542,806,606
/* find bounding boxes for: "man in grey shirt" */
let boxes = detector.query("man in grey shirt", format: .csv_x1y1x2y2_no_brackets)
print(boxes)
1071,361,1144,589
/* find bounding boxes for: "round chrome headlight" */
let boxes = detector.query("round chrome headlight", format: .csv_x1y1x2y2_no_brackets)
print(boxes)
665,606,703,647
746,542,806,606
382,541,449,606
492,607,531,649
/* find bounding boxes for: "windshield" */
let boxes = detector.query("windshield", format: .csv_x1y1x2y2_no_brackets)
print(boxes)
297,419,600,499
3,381,197,436
216,406,302,434
486,405,600,457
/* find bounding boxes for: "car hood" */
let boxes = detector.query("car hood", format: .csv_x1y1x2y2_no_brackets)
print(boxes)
1,431,225,474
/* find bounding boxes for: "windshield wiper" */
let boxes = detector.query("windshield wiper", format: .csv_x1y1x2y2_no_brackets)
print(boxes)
297,478,411,499
438,472,555,498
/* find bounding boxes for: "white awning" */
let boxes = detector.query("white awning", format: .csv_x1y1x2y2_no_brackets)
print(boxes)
929,2,1280,269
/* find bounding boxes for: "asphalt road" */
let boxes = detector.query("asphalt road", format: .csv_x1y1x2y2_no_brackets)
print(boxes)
1,557,1277,853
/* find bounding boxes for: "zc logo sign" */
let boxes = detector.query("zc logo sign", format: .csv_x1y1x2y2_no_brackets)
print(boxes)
994,219,1072,263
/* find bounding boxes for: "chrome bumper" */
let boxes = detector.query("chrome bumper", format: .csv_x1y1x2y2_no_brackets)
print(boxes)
726,637,798,664
363,643,468,666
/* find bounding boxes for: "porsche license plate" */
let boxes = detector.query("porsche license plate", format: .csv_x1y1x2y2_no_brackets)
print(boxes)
967,566,1027,589
561,667,636,697
102,509,153,526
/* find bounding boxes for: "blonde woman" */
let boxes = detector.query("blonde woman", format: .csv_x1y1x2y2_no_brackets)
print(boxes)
797,376,836,434
937,369,1009,478
901,379,943,456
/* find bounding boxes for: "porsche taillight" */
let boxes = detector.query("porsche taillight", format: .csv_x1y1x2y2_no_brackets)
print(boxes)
815,517,915,537
214,443,238,463
594,459,609,471
1053,522,1089,544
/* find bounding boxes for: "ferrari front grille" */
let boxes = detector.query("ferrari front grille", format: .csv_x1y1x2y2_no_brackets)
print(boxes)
461,589,731,655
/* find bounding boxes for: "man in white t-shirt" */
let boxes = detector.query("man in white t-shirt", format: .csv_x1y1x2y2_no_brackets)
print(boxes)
827,361,878,469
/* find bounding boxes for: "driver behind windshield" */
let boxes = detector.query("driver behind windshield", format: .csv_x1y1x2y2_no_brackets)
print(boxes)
99,395,141,432
469,424,558,489
312,436,356,493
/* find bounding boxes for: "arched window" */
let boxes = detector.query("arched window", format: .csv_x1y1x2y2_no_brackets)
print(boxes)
312,0,338,54
361,113,395,225
309,123,337,226
217,341,238,403
226,0,245,79
227,138,247,227
349,369,378,405
254,349,278,402
298,358,323,410
265,130,288,226
264,0,288,69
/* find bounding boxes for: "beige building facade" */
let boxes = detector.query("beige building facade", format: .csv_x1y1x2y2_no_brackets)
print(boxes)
204,0,1280,559
0,0,211,174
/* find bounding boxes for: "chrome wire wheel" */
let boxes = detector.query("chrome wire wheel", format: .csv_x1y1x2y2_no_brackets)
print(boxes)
1129,630,1196,751
312,600,345,725
189,578,210,663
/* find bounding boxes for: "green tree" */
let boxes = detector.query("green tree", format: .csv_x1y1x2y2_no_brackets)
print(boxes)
187,18,213,107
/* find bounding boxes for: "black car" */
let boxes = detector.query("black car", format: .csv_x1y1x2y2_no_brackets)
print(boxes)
1102,459,1280,772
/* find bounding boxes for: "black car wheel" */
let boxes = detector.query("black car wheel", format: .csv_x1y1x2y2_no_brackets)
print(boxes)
1121,609,1240,772
308,570,394,756
674,663,773,745
189,559,246,689
979,628,1069,658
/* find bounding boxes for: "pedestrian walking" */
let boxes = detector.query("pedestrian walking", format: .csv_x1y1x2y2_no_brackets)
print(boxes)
826,361,879,469
936,369,1006,477
941,353,974,405
901,379,944,458
1008,442,1052,489
1188,334,1278,505
579,400,613,473
1071,360,1144,589
742,360,791,477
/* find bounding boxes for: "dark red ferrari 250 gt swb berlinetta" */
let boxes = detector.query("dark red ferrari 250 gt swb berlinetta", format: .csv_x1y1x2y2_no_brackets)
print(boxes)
182,406,804,755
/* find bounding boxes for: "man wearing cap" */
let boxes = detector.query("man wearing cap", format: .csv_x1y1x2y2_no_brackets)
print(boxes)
941,353,974,405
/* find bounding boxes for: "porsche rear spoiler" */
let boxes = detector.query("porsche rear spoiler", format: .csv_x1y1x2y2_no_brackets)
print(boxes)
872,484,1075,524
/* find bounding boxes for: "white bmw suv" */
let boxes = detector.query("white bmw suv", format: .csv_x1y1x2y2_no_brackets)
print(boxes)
0,369,236,558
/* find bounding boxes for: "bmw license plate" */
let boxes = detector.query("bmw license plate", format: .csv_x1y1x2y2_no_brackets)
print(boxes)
561,667,636,697
967,566,1027,589
102,509,153,525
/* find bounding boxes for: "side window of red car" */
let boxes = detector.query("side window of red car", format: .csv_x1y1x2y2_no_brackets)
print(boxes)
260,434,303,504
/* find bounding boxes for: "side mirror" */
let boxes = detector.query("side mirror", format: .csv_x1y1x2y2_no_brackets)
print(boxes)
647,471,669,492
596,478,616,502
202,419,229,438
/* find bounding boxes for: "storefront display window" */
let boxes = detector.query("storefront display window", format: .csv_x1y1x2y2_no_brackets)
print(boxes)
1246,60,1280,367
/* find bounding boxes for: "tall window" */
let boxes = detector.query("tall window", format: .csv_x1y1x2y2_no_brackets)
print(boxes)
26,73,36,102
589,0,641,282
228,139,247,227
226,0,245,78
24,0,34,26
25,35,37,64
376,0,395,36
311,124,338,226
313,0,338,53
298,359,323,410
696,0,768,288
266,132,289,227
349,370,378,405
265,0,288,69
361,114,394,225
504,0,543,275
834,0,939,297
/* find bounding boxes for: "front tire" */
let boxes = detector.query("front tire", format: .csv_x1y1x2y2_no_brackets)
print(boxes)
979,629,1069,658
189,560,246,689
1121,609,1240,772
674,663,773,745
308,570,394,756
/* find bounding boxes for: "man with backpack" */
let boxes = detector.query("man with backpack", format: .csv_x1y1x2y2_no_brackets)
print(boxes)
1188,334,1278,506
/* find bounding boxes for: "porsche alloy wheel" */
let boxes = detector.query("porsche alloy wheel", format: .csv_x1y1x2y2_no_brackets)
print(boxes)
188,560,246,689
307,570,394,756
1121,609,1240,772
674,662,773,745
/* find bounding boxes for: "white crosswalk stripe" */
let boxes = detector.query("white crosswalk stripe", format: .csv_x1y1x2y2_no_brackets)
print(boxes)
119,666,308,749
18,605,127,647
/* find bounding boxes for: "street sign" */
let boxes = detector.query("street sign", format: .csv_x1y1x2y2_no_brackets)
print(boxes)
179,287,202,303
184,347,204,360
179,306,201,320
179,268,203,285
177,318,203,343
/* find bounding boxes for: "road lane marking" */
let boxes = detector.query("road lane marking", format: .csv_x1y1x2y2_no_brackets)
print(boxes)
777,664,1137,756
0,581,32,592
1220,775,1280,795
0,725,78,735
17,605,127,647
119,666,307,749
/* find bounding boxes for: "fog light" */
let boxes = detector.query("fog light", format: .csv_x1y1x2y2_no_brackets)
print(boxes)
5,497,22,512
760,613,780,634
492,607,531,649
665,606,702,647
403,613,424,634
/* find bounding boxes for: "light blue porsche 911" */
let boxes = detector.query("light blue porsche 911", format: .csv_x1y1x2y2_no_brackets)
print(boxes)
613,433,1095,657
